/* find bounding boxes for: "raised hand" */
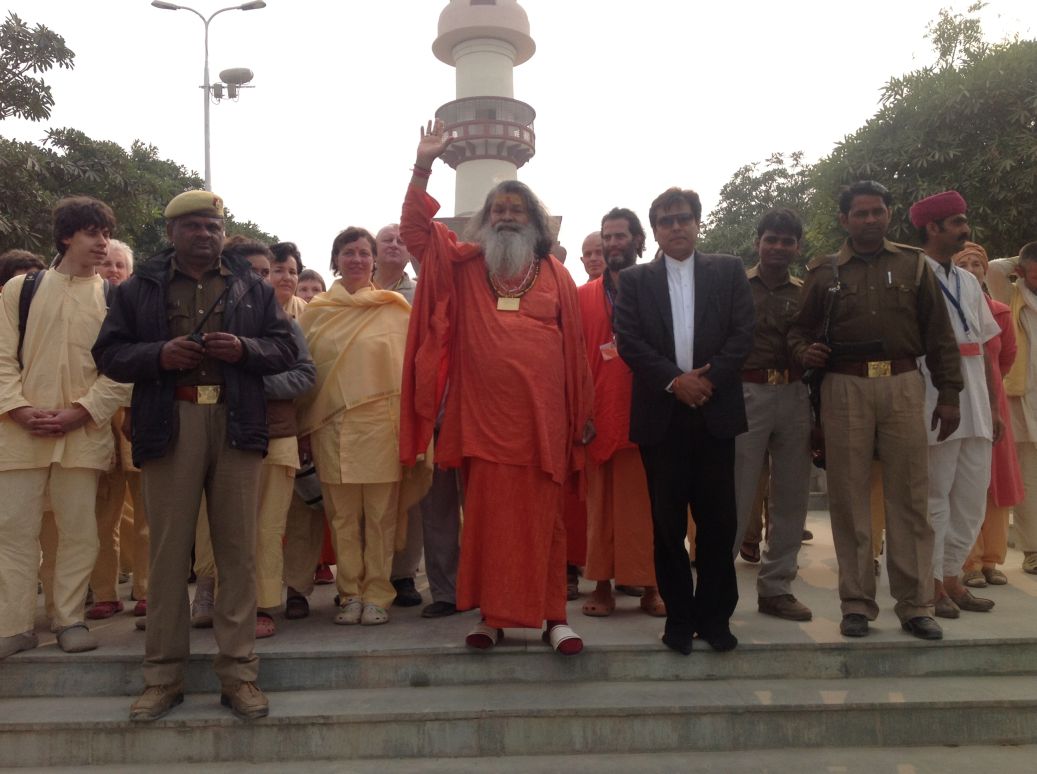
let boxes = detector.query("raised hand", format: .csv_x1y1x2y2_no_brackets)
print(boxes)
416,119,453,168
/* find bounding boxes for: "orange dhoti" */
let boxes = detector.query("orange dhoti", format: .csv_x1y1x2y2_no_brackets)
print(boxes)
458,459,567,629
585,447,656,586
563,482,587,566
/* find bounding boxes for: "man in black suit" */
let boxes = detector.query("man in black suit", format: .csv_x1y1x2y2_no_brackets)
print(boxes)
614,187,755,654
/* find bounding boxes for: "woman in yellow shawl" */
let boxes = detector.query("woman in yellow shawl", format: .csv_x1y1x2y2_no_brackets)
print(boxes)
297,227,417,626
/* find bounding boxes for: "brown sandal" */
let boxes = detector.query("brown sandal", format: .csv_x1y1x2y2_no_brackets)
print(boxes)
639,591,667,617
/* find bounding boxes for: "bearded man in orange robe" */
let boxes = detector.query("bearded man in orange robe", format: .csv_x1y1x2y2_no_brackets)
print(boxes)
399,119,594,655
578,208,663,618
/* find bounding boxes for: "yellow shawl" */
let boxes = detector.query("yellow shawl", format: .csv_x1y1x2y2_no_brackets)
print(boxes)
1005,282,1030,397
283,293,308,320
298,281,430,549
297,281,411,436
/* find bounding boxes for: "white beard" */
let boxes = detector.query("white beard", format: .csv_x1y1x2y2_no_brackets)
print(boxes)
479,222,537,279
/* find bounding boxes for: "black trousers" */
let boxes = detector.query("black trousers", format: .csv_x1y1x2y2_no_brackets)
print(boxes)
639,403,739,640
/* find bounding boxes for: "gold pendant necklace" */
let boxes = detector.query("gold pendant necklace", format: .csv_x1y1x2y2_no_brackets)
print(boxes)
488,258,540,312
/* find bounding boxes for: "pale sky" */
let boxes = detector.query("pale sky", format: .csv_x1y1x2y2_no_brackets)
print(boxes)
3,0,1034,284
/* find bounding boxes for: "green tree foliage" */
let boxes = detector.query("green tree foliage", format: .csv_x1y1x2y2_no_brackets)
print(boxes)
0,12,75,122
706,5,1036,262
806,9,1037,257
698,152,813,266
0,129,276,259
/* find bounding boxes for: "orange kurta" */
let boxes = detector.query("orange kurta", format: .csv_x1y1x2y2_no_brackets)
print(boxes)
577,277,656,585
400,186,593,627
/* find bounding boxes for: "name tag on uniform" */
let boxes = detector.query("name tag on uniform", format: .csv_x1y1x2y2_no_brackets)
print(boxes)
600,339,619,361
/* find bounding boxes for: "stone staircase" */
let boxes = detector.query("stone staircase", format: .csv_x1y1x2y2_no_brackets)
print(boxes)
2,512,1037,769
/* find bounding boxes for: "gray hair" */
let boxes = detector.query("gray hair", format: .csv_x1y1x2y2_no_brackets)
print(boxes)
464,180,554,260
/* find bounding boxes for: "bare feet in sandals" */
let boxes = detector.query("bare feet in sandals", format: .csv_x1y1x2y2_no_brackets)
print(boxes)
581,581,615,617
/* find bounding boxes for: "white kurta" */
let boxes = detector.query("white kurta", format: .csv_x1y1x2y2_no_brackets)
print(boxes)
918,257,1000,444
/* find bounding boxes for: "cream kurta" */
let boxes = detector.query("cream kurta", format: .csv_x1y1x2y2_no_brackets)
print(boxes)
918,258,1000,443
1007,284,1037,443
0,270,130,471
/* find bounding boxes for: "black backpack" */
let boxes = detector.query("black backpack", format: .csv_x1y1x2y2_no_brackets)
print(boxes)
16,271,115,370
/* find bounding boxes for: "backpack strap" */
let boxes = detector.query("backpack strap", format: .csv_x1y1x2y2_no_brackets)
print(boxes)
17,271,45,371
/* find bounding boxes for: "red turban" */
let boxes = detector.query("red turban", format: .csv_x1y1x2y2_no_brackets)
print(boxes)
909,191,967,229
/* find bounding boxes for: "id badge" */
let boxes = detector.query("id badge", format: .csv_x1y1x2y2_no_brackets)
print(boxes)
600,338,619,361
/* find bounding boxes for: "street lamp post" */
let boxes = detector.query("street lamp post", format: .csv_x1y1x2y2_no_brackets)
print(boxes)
151,0,266,191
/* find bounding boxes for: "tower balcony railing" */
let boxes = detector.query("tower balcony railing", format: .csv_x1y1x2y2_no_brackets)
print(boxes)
435,96,536,169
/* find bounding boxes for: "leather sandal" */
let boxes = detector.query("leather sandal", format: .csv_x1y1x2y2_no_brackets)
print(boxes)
465,622,503,650
255,613,276,638
639,591,667,617
285,593,309,620
948,589,994,612
739,541,761,563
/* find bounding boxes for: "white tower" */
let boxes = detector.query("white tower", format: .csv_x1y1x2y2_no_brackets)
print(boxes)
433,0,537,216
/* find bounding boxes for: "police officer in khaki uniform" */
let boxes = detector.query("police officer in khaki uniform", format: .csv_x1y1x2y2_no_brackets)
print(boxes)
94,191,297,721
789,180,962,641
735,209,813,622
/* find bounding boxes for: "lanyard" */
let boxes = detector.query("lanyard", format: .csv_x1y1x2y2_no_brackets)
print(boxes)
937,267,970,334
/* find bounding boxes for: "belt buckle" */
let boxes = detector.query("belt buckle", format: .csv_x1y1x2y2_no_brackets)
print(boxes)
766,369,786,385
197,385,221,405
866,360,892,378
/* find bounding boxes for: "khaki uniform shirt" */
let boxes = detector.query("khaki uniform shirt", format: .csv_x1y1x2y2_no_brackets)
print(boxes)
788,238,963,407
744,265,802,372
167,254,231,386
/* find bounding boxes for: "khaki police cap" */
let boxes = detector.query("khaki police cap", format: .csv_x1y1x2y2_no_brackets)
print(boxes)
164,190,225,219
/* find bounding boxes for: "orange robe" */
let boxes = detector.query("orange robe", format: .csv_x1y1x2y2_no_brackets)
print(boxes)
578,278,656,585
400,186,593,628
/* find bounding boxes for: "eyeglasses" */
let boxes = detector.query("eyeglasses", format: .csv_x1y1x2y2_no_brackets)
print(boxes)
656,212,695,229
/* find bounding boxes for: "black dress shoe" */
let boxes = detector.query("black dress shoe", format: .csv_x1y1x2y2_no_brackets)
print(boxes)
840,613,869,637
391,577,422,607
901,616,943,640
421,600,457,618
699,629,738,652
661,632,693,655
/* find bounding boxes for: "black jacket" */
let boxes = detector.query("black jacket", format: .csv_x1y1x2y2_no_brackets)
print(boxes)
92,248,298,467
614,252,755,445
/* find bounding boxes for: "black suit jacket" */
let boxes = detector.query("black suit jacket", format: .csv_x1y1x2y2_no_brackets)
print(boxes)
614,252,755,445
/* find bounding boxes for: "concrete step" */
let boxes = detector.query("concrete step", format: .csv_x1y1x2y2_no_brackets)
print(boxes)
17,746,1037,774
2,675,1036,767
6,637,1037,698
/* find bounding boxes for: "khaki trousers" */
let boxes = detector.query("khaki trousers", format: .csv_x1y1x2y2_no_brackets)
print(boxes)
0,466,99,637
822,371,934,622
734,381,812,597
322,481,399,608
390,505,424,581
1013,442,1037,552
282,493,326,595
256,460,295,609
928,437,992,577
141,402,260,687
124,471,149,600
90,467,126,602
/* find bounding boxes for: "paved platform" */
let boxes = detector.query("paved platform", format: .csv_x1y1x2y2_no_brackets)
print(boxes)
18,511,1037,662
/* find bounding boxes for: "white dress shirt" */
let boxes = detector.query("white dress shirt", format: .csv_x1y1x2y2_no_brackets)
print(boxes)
665,252,696,372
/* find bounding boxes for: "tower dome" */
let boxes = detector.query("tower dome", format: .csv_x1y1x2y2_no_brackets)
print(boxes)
433,0,535,66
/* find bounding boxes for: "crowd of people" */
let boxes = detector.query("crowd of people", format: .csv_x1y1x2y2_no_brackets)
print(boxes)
1,119,1035,724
